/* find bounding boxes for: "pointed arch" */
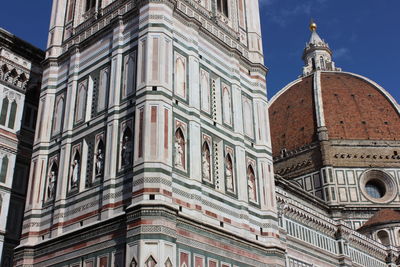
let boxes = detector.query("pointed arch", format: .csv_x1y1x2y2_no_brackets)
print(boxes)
174,127,186,169
121,126,133,168
0,97,9,126
247,164,257,202
243,98,253,137
122,53,136,99
200,70,210,112
202,141,211,182
8,101,17,129
225,153,234,192
0,64,8,80
222,86,232,124
97,67,109,111
75,81,87,123
53,96,65,134
9,69,18,84
175,56,186,98
0,155,9,183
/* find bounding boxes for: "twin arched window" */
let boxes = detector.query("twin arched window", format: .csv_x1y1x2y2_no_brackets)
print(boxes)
0,97,17,130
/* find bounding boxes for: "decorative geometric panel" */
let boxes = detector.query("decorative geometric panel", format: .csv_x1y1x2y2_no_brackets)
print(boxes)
165,258,173,267
145,256,157,267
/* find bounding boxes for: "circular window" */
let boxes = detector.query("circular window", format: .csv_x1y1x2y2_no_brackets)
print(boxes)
360,170,397,203
365,179,386,199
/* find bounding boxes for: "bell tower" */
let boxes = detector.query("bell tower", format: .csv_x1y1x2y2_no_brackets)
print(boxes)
15,0,284,266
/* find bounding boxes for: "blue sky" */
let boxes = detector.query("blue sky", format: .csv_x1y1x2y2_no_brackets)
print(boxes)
0,1,399,101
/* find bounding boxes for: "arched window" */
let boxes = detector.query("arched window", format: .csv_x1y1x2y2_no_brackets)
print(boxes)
243,99,253,137
222,87,232,125
320,56,325,69
145,256,157,267
175,56,186,98
174,128,186,169
121,127,133,168
202,141,211,182
9,69,18,84
311,58,316,70
66,0,75,22
0,155,9,183
8,101,17,129
0,97,9,126
98,67,109,111
85,0,96,11
377,230,390,246
398,230,400,244
122,53,136,99
247,165,257,202
217,0,229,17
75,81,87,123
53,96,64,134
225,154,234,192
0,65,8,80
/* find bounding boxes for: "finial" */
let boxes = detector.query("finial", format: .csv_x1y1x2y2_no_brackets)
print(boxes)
309,19,317,32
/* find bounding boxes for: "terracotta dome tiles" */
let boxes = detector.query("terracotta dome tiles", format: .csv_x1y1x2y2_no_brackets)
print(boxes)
269,72,400,157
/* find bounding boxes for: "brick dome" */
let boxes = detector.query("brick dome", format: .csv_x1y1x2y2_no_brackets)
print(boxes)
269,71,400,157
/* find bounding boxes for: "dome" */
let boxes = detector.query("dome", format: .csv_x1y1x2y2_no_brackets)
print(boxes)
359,209,400,230
269,71,400,157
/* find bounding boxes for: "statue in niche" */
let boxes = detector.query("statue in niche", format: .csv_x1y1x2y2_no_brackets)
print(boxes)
226,155,234,191
95,148,104,176
47,171,56,199
202,142,211,181
121,134,132,167
174,129,185,168
71,158,80,188
247,166,256,202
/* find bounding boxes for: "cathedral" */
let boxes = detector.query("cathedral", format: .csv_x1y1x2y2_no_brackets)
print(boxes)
1,0,399,267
